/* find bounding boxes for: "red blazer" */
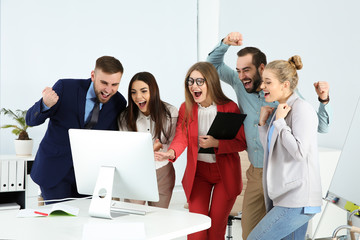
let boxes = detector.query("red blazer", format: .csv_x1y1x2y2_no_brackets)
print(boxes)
169,101,247,201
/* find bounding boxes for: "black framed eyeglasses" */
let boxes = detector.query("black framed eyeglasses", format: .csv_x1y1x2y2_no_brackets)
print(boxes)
187,77,206,86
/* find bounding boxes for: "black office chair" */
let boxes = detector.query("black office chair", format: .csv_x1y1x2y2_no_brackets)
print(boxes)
227,212,242,239
226,151,249,239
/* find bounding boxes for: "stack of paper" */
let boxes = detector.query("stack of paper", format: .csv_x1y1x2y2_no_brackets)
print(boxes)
0,202,20,211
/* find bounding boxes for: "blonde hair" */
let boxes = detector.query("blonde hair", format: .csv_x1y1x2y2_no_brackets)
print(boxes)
265,55,303,91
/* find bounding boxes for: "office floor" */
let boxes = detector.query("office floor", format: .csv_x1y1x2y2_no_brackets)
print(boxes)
168,186,242,240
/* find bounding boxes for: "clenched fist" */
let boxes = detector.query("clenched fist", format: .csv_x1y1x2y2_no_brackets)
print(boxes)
276,104,291,120
223,32,243,46
313,81,329,104
42,87,59,108
259,106,275,126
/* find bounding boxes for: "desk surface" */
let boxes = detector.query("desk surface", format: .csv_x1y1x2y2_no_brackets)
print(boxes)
0,199,211,240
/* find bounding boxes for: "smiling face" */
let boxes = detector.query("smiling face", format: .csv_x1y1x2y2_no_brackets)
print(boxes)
188,70,212,107
131,80,151,116
91,69,122,103
261,69,290,103
236,54,263,93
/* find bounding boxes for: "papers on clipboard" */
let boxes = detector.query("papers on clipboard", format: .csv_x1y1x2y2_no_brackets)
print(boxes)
198,112,246,154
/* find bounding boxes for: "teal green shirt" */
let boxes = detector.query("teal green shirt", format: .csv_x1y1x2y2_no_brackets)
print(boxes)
207,41,331,168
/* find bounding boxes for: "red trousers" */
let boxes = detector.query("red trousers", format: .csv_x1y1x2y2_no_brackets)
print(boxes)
188,161,236,240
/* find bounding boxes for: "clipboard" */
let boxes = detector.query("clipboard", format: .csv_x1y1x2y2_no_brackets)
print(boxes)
198,112,247,154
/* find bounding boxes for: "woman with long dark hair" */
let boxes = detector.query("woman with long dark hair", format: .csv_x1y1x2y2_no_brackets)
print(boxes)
118,71,177,208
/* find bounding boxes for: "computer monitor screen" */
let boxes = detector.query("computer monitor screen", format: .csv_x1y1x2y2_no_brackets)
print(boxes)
69,129,159,202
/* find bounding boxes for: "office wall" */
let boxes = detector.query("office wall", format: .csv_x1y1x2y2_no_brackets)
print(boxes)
2,0,358,187
0,0,198,185
217,0,360,150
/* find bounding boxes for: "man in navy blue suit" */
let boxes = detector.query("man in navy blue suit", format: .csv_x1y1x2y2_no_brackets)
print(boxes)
26,56,127,202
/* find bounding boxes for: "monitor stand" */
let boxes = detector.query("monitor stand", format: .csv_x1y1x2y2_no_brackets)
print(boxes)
88,166,146,219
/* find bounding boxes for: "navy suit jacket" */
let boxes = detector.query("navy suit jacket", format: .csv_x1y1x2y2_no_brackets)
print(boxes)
26,78,126,188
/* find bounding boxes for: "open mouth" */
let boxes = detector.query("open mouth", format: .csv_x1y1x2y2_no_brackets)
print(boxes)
264,91,270,97
138,101,147,108
242,79,252,89
101,91,110,99
194,91,202,98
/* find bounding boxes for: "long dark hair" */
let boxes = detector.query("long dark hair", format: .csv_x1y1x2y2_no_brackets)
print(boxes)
119,72,173,144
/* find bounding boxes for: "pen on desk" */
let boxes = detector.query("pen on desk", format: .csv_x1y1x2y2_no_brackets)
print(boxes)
34,211,48,216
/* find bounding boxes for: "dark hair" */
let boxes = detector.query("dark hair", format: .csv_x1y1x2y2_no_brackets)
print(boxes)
183,62,231,129
95,56,124,74
119,72,173,144
237,47,267,68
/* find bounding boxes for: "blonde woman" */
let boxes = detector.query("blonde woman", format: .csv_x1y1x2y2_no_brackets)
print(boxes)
248,56,322,240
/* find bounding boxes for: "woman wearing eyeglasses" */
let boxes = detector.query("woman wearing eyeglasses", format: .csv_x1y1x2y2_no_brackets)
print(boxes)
155,62,247,240
118,71,178,208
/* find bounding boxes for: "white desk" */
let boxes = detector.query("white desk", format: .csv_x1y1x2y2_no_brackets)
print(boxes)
0,199,211,240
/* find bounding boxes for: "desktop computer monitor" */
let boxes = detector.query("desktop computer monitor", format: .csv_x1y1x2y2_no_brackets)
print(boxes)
69,129,159,218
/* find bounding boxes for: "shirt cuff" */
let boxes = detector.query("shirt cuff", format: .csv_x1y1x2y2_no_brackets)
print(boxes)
208,40,230,56
41,100,50,112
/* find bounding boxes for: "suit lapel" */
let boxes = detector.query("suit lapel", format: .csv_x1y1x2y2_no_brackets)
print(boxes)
189,104,199,160
267,112,277,158
217,104,225,112
267,93,299,156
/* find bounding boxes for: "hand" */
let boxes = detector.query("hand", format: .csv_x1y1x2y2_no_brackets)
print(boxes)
276,104,291,120
199,135,219,149
259,106,275,126
313,81,329,104
153,139,163,152
223,32,243,46
42,87,59,108
154,149,175,161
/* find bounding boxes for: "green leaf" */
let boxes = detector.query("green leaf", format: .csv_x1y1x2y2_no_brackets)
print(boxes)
12,129,21,136
1,124,18,129
0,108,31,138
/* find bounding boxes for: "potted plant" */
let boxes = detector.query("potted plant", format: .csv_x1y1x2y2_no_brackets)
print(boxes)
0,108,33,156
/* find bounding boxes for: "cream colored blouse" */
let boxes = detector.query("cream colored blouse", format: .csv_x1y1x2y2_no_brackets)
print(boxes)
197,103,217,163
118,102,178,169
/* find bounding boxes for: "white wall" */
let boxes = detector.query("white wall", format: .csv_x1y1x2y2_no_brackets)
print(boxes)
0,0,198,185
2,0,359,187
197,0,219,61
217,0,360,150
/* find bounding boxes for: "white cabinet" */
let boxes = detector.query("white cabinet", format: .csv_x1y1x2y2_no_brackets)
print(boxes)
0,155,39,209
306,147,347,239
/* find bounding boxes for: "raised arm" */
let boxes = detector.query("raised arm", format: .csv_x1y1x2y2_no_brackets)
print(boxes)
314,81,331,133
207,32,243,87
26,80,63,127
